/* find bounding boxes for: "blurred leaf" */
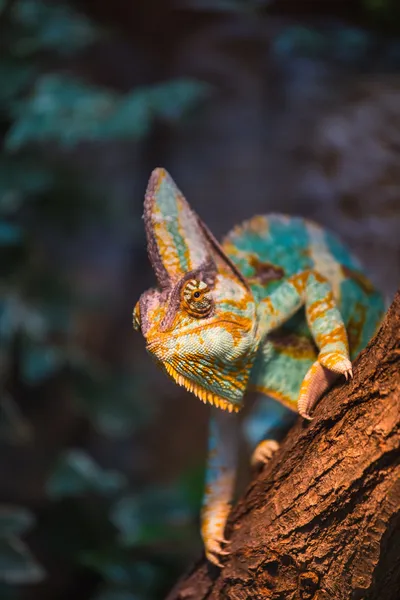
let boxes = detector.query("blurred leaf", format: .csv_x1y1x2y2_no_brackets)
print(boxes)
0,507,44,585
0,298,48,343
6,75,211,149
109,497,140,546
0,538,45,584
47,449,127,499
83,549,162,594
10,0,99,56
147,79,211,121
331,28,370,62
0,63,37,106
84,549,184,600
0,507,34,538
177,463,205,511
111,487,194,546
0,223,23,245
73,369,151,438
21,342,63,384
0,158,54,212
0,394,33,444
273,26,327,58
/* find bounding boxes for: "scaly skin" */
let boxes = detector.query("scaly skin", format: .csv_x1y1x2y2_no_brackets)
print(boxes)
133,168,384,567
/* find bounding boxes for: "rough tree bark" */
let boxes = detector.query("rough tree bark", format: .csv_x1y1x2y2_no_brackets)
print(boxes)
167,291,400,600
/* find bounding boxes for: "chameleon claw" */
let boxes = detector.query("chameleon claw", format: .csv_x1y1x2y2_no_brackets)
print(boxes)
299,410,314,421
343,366,353,381
251,439,280,469
206,549,227,568
215,536,231,544
207,554,224,568
205,537,231,568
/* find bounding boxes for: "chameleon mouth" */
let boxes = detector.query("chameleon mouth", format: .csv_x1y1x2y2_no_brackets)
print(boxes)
163,362,241,413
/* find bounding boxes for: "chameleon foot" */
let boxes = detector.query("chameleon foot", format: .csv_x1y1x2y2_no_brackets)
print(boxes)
205,538,231,568
251,439,280,470
298,359,350,420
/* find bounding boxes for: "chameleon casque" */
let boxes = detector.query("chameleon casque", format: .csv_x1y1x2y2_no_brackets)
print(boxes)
133,168,384,567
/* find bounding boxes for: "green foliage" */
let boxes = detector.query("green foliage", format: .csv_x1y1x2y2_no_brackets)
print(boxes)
7,76,210,149
47,450,127,498
73,369,151,438
0,507,44,584
273,26,371,63
0,0,209,598
111,486,194,546
10,0,99,56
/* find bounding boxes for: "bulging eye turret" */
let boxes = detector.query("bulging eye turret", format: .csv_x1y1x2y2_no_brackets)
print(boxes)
182,279,213,318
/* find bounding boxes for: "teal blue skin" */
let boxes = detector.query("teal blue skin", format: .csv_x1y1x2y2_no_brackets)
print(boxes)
200,214,385,565
221,213,384,445
135,168,385,566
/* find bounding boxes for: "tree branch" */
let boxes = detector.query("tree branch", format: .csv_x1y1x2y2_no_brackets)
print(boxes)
167,290,400,600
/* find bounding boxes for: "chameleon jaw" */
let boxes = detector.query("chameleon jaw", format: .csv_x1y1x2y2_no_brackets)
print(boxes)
163,362,241,413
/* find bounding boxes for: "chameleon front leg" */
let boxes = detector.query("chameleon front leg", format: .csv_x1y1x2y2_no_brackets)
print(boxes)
259,270,352,419
201,407,239,568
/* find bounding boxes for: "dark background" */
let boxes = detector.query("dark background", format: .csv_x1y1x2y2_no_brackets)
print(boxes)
0,1,399,599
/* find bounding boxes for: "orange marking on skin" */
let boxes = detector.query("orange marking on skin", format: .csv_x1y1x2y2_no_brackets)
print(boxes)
319,352,349,370
230,215,269,237
315,326,349,350
290,271,309,295
153,213,181,275
269,333,317,360
152,168,166,192
262,296,280,318
346,301,367,354
217,315,254,345
248,255,285,285
312,271,327,284
306,292,335,323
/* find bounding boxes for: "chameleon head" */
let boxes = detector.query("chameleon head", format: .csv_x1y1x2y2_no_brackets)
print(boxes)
133,168,259,412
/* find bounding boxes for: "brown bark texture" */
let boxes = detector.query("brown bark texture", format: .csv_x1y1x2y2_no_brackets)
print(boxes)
167,291,400,600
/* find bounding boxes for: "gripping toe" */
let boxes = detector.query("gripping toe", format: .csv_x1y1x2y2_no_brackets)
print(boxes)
251,439,280,469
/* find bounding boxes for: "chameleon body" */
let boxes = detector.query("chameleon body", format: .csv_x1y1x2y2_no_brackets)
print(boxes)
133,168,384,566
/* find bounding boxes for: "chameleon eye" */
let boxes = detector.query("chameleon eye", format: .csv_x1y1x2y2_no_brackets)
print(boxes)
182,279,213,318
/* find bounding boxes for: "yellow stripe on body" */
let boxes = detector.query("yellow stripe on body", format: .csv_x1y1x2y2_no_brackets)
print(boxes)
306,221,346,301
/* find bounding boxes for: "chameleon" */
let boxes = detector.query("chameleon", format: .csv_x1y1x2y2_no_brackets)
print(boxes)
132,167,384,567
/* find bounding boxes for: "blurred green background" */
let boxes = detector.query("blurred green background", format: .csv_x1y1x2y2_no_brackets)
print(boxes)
0,1,399,599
